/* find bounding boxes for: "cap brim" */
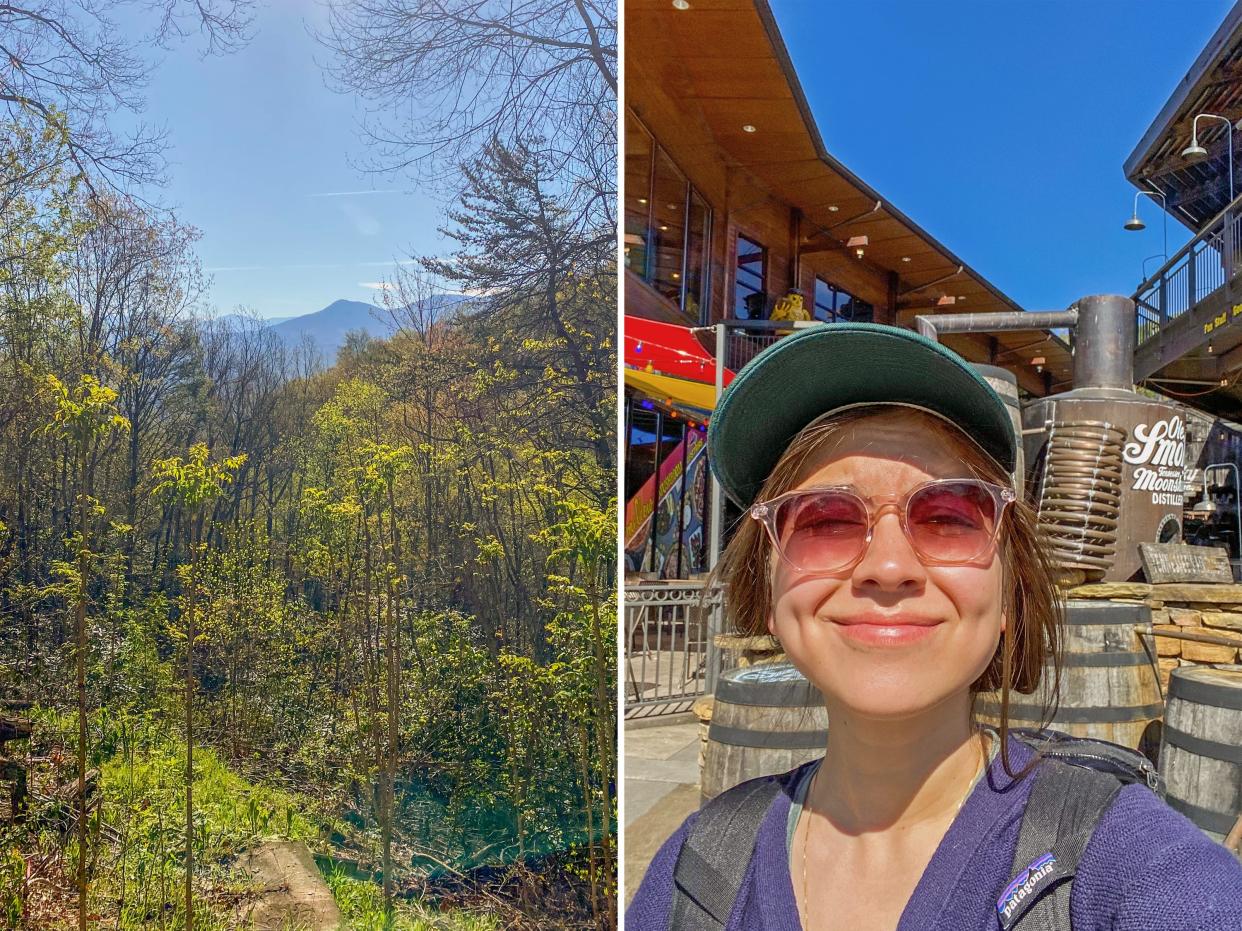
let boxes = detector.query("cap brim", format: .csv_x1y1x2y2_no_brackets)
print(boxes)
707,323,1017,506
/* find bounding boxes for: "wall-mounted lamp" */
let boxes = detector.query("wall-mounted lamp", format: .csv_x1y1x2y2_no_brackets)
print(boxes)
1124,188,1168,277
846,234,868,259
1183,112,1237,203
1141,253,1168,285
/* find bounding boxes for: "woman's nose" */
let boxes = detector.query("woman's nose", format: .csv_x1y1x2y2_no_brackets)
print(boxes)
852,510,927,592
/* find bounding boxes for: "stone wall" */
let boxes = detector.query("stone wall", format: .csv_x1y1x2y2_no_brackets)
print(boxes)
1069,583,1242,692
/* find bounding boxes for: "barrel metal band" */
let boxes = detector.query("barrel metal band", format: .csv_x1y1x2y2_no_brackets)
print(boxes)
707,724,828,750
976,701,1164,723
1168,676,1242,711
1165,795,1238,835
1162,725,1242,764
1059,652,1149,668
1062,607,1149,626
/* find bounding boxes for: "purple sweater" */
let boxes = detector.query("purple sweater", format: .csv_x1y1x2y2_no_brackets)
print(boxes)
627,735,1242,930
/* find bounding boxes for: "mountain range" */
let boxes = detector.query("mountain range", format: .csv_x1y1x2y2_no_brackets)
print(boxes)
216,294,472,361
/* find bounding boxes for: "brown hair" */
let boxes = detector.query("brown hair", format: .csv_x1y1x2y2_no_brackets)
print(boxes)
712,405,1064,779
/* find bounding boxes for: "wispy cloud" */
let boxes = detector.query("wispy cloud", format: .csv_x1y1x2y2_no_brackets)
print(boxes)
308,190,412,198
359,281,397,292
207,259,419,273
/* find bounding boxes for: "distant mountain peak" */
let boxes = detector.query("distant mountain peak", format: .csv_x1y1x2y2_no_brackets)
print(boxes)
212,295,473,364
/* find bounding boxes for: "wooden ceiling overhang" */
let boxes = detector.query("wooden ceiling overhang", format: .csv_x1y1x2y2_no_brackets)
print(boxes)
627,0,1072,396
1124,3,1242,231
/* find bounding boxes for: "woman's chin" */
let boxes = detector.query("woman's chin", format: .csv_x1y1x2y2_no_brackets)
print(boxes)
798,662,984,723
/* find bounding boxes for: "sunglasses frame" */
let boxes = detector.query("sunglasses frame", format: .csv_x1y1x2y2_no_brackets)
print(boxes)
749,478,1016,573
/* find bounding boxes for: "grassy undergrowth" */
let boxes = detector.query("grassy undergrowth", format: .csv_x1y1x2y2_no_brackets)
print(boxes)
2,710,498,930
326,869,497,931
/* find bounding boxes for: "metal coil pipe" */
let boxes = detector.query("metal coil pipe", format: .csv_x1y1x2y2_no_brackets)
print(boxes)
1035,420,1127,576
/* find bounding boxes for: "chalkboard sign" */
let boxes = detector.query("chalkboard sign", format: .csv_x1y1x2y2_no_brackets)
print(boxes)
1139,543,1234,584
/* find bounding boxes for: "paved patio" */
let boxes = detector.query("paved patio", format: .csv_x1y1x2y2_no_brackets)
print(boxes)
623,715,701,905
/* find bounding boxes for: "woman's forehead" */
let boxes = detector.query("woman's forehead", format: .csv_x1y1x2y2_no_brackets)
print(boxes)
795,419,976,488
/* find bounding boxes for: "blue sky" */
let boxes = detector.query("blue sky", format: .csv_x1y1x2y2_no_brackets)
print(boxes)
128,0,448,319
771,0,1234,311
128,1,1235,320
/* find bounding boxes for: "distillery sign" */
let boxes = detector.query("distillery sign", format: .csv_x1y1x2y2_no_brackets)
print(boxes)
1123,415,1186,506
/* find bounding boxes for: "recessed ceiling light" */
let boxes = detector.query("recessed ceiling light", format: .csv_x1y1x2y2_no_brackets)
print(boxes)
672,0,690,8
742,124,757,133
901,256,911,263
828,205,839,212
672,272,681,279
659,224,669,231
637,198,647,205
667,203,678,209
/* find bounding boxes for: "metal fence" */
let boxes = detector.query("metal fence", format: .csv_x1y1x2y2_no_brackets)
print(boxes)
1134,195,1242,345
623,321,818,718
716,318,819,371
624,582,723,718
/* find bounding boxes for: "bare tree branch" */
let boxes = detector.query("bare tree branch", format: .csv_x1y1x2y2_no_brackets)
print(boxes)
0,0,256,194
319,0,616,222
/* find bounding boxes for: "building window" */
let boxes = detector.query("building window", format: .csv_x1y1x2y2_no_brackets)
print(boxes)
651,149,687,305
684,190,710,324
735,235,767,319
813,276,873,323
626,109,713,322
625,111,654,280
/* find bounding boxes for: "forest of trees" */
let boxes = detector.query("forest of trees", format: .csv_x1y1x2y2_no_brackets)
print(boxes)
0,1,617,928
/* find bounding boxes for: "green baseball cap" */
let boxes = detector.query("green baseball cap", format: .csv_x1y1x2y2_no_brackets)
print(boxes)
707,322,1017,507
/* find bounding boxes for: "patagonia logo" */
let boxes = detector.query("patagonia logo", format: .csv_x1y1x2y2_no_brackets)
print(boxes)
996,853,1069,929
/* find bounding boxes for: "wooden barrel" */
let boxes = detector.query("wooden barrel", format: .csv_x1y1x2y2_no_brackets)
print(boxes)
701,663,827,803
976,600,1162,748
1159,667,1242,842
972,364,1024,498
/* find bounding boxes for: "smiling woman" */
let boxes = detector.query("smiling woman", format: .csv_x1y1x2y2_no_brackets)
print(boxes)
625,324,1242,931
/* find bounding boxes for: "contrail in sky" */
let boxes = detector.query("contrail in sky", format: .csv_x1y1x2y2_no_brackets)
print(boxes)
208,259,418,272
308,190,413,197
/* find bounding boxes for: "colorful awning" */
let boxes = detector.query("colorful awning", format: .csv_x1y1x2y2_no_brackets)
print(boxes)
624,315,735,415
624,367,717,416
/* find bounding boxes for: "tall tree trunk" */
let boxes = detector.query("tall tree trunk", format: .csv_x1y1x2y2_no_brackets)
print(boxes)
185,518,200,931
75,441,88,931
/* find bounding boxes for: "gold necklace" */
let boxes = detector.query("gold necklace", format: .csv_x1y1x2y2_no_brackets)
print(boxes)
799,729,987,930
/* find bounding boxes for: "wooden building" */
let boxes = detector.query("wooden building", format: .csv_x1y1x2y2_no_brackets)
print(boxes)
1124,2,1242,417
624,0,1073,389
623,0,1071,579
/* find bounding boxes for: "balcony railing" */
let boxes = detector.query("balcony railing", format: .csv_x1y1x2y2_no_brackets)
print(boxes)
624,581,725,717
1133,190,1242,346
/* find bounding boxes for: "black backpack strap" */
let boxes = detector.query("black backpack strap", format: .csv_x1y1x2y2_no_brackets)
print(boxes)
669,776,786,931
997,759,1123,931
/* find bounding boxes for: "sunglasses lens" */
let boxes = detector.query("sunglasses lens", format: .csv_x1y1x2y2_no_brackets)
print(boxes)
775,492,869,570
907,482,999,562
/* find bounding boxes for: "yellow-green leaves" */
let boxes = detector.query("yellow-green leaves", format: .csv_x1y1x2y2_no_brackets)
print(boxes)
151,443,246,511
42,373,130,444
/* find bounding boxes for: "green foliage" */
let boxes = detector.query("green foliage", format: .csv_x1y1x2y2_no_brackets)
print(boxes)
151,444,247,513
0,90,618,927
0,844,24,929
41,373,130,445
325,867,499,931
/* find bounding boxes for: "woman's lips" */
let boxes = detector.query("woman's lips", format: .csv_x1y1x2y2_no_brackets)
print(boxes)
831,616,943,646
